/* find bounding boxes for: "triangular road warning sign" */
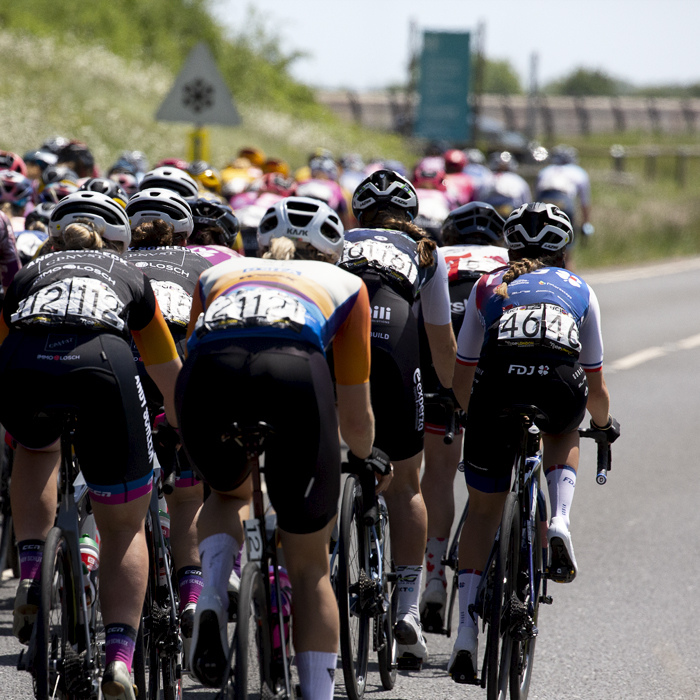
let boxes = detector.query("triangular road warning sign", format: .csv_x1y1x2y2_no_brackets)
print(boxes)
156,42,241,127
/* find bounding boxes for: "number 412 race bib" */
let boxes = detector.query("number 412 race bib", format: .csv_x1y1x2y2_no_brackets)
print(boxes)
498,303,580,354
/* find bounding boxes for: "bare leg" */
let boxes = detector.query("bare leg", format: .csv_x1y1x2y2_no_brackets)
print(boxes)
11,443,60,543
280,520,338,653
92,493,150,630
383,451,427,565
165,483,203,571
421,432,463,539
196,475,252,546
458,487,508,572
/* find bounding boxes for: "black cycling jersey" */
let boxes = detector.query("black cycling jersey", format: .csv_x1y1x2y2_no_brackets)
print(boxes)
124,246,211,332
3,250,159,342
339,228,438,304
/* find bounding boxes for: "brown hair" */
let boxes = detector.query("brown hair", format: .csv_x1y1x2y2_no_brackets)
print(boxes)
262,237,336,262
495,252,565,299
131,219,175,247
371,212,436,268
27,220,47,233
52,218,122,253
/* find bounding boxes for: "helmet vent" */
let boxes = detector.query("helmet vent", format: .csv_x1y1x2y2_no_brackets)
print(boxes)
288,200,319,213
320,222,341,242
259,215,278,234
288,213,313,227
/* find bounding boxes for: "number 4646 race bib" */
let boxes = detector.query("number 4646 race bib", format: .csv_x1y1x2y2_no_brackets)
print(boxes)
498,303,580,354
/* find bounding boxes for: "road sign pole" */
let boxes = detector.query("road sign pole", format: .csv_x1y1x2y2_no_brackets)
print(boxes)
188,126,210,163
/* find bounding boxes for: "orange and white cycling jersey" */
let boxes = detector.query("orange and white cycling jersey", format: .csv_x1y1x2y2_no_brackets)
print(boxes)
186,257,371,385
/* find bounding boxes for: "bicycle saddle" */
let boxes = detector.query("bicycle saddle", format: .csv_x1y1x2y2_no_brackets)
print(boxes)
500,404,550,424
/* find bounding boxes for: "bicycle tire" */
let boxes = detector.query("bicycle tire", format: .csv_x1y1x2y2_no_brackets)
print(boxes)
509,497,544,700
35,527,80,700
234,562,275,700
337,474,371,700
377,509,397,690
0,441,14,575
487,492,520,700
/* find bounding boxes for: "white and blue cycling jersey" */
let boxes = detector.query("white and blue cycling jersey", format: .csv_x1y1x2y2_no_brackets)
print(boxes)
456,266,604,371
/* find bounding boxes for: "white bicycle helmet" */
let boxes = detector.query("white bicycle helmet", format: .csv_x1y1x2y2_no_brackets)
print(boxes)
351,168,419,223
139,167,199,200
257,196,344,260
503,202,573,254
50,190,131,245
126,188,194,238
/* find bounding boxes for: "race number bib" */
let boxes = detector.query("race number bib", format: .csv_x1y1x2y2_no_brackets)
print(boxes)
12,277,125,332
203,288,307,332
151,281,191,327
498,303,580,354
342,240,418,285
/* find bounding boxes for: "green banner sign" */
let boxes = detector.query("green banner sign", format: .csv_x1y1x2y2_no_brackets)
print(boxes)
415,31,471,142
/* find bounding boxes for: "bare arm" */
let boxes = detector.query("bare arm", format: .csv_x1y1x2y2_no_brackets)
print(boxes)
336,382,375,459
453,363,477,414
425,321,457,388
145,358,183,427
585,370,610,426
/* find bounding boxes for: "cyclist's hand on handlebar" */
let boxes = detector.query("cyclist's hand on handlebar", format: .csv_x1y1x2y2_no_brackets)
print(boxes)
590,415,620,444
347,447,394,493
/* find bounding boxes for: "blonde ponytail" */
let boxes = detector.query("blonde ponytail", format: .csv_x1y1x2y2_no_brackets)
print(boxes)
262,237,297,260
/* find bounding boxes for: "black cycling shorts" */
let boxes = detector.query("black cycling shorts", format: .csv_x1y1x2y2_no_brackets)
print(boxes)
175,337,340,535
0,331,155,505
362,275,424,461
419,277,476,434
462,352,588,494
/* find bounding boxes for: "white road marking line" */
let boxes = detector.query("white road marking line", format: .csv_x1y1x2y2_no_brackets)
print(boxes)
608,333,700,373
583,256,700,285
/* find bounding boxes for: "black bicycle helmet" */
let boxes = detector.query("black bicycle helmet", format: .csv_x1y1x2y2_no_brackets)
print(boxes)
441,202,505,246
351,168,419,223
503,202,573,256
40,164,79,189
56,141,95,177
25,202,56,229
79,178,128,208
190,198,240,246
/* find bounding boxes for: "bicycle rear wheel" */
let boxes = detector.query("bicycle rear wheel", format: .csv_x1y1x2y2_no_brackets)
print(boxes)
510,497,544,700
234,562,275,700
487,492,520,700
0,440,14,575
35,527,80,700
337,474,371,700
377,507,397,690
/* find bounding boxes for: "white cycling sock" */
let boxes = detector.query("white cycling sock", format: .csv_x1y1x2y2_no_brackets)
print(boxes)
198,533,239,612
546,464,577,528
396,565,423,620
457,569,482,633
296,651,337,700
424,537,449,586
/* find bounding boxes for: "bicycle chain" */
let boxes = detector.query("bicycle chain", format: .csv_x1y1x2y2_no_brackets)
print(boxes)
504,593,538,641
63,643,93,699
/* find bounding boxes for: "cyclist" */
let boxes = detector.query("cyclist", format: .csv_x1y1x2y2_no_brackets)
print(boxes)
0,208,21,293
0,170,34,231
0,191,182,700
14,203,54,265
177,196,377,700
124,189,212,665
418,203,508,631
340,169,457,667
295,156,350,225
0,151,28,177
412,161,456,243
187,160,223,196
535,145,593,268
56,140,97,179
483,151,531,218
443,149,475,206
447,202,619,682
78,177,129,208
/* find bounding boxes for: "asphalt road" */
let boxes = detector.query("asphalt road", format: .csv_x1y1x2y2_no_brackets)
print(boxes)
0,257,698,699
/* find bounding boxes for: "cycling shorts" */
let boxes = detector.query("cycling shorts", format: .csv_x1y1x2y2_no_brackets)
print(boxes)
462,352,588,494
420,278,476,435
361,275,424,461
175,337,340,535
0,331,155,504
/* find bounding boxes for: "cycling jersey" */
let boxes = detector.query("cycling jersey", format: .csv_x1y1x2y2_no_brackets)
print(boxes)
187,257,371,386
444,172,475,206
463,163,495,200
536,164,591,208
340,228,451,322
484,172,531,212
14,229,49,265
456,266,604,371
0,211,21,291
0,250,178,367
124,246,212,333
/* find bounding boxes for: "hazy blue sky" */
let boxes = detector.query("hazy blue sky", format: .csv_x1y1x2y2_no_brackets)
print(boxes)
212,0,700,90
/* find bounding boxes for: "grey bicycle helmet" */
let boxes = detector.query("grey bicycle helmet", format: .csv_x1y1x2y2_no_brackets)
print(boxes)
126,189,194,238
140,167,199,200
50,191,131,246
503,202,573,255
258,196,344,260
